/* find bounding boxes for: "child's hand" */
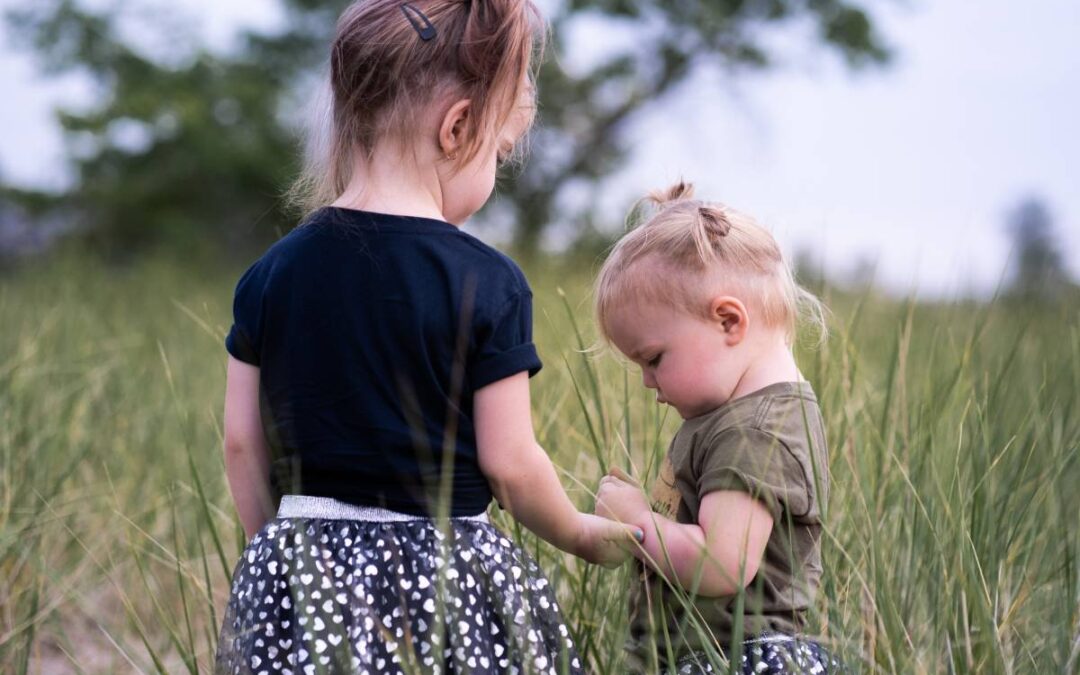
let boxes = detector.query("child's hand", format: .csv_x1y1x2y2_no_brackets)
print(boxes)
595,469,651,529
574,513,640,568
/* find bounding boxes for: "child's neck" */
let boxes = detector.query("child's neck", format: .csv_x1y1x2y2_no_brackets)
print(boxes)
333,146,450,224
729,332,802,402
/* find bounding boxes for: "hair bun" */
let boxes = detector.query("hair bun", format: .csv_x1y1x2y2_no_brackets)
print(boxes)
647,180,695,206
698,206,732,237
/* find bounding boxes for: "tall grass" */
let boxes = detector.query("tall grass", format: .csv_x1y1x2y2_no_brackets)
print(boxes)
1,252,1077,673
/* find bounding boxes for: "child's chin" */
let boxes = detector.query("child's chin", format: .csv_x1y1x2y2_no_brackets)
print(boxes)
676,401,721,419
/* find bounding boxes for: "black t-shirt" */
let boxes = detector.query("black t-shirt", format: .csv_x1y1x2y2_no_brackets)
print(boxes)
225,207,542,516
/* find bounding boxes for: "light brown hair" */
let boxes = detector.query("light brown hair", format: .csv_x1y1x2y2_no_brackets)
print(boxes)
290,0,544,212
595,181,826,346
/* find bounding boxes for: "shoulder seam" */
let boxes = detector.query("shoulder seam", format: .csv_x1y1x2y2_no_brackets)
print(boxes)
487,289,531,328
452,234,529,294
751,395,774,429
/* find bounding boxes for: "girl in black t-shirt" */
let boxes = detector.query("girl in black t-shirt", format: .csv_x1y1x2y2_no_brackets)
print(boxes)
214,2,639,673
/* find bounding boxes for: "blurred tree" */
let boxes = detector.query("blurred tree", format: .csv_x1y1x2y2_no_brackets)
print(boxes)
1,184,76,265
6,0,889,258
5,1,299,259
504,0,890,256
1005,197,1073,301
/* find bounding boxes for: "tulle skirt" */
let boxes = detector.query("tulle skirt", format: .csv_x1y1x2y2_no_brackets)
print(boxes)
214,495,583,674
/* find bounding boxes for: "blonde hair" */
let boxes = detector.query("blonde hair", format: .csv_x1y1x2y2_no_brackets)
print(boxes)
289,0,545,213
595,181,826,346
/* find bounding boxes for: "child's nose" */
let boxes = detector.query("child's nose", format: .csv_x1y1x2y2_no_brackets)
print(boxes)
641,370,657,389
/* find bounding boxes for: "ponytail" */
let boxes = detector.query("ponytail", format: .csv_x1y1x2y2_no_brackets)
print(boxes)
638,180,736,268
645,180,695,205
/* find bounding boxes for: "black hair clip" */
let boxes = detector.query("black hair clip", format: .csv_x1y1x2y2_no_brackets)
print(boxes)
401,3,437,41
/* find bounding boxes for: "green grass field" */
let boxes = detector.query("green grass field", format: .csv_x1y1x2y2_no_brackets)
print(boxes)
1,251,1077,673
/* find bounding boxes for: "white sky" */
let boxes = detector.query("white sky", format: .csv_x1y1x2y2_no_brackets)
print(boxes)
2,0,1078,297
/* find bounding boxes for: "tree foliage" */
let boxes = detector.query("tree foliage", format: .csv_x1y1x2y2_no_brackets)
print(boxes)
6,1,298,258
1005,197,1074,301
5,0,889,258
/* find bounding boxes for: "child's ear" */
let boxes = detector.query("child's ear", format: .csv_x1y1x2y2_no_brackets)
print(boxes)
439,99,471,159
709,296,748,345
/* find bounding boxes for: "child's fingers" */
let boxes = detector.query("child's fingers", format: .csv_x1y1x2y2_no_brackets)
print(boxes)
607,466,636,484
598,474,632,496
603,519,645,547
595,476,622,502
594,494,616,520
594,534,634,568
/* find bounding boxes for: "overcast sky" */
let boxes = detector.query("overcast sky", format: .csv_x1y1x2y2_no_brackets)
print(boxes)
2,0,1077,296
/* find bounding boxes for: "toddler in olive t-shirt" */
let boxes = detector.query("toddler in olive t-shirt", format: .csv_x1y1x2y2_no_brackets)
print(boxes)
593,182,844,674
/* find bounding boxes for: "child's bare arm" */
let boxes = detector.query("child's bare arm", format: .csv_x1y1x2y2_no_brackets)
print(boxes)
694,490,773,594
475,372,636,567
596,473,772,596
223,356,276,539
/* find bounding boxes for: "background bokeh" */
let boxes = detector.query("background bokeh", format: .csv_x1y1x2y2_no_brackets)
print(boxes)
2,0,1078,295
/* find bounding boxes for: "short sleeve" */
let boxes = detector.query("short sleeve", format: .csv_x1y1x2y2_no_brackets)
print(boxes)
696,427,811,520
468,290,543,390
224,263,263,366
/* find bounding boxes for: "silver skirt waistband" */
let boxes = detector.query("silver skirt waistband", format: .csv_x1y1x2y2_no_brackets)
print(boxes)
276,494,489,524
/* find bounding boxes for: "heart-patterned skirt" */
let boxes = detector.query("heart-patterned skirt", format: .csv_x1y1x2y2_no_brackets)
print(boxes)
214,495,583,674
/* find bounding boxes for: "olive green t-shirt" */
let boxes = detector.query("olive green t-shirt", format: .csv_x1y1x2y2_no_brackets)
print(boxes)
626,381,829,670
